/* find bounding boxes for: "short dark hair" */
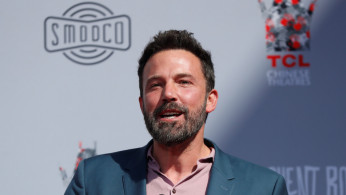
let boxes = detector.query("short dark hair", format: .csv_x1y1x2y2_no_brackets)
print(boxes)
138,30,215,97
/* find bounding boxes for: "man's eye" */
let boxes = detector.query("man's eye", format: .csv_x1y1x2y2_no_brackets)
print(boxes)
179,80,191,85
150,83,160,88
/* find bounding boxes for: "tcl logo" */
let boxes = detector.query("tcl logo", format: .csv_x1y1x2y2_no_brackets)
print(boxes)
267,54,310,68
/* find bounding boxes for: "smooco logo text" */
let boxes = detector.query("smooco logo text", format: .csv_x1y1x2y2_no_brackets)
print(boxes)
44,2,131,65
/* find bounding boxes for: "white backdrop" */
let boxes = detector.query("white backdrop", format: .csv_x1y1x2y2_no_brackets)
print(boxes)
1,1,345,194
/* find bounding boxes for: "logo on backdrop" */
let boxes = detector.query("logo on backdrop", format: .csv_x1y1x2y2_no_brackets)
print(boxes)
270,165,346,195
258,0,317,86
44,2,131,65
59,142,96,186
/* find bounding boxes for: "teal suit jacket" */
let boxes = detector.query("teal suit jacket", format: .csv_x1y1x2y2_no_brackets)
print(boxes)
65,140,288,195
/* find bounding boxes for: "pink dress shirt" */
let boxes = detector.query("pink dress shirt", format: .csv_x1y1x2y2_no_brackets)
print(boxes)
146,146,215,195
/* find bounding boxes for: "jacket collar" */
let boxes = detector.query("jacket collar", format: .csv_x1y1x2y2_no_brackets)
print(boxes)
121,140,152,195
122,139,236,195
205,139,236,194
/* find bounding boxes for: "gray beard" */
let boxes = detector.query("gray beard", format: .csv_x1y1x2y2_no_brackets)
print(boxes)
143,101,207,146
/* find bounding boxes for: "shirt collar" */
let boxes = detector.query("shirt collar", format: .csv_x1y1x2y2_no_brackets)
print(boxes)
146,144,215,165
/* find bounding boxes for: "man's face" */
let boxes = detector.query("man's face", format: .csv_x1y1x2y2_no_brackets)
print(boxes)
139,49,213,146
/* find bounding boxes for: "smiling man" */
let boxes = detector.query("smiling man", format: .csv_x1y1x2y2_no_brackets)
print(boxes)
65,30,288,195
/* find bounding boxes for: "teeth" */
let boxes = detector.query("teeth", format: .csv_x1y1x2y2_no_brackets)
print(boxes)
162,114,177,117
164,116,176,119
159,110,183,119
161,113,180,118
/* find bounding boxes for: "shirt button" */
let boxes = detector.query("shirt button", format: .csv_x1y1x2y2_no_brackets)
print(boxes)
172,188,176,194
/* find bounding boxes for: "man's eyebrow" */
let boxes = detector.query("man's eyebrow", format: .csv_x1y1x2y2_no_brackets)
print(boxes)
175,73,194,79
145,73,195,85
146,73,193,81
175,73,196,81
146,75,161,82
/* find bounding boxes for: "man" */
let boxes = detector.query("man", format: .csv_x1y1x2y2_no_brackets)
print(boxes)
65,30,288,195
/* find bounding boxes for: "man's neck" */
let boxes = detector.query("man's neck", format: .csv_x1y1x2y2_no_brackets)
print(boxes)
151,129,211,184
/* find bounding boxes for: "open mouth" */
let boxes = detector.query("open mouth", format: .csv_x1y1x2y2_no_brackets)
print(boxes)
158,109,184,120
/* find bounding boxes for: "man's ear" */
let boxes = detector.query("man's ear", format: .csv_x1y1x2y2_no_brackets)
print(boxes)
139,96,144,114
206,89,218,113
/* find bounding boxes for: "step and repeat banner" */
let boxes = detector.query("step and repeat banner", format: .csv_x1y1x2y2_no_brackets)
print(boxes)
1,0,345,194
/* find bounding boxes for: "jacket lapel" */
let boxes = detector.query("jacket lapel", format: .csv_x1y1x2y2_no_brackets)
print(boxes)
205,140,236,195
121,141,153,195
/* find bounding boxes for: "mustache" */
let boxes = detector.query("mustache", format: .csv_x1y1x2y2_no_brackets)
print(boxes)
153,102,188,117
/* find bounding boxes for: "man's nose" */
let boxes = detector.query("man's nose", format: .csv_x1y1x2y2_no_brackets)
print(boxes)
161,82,177,102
